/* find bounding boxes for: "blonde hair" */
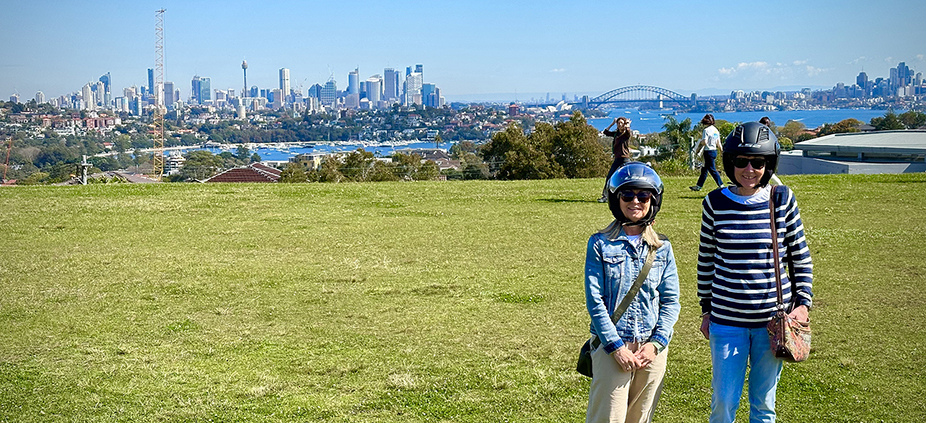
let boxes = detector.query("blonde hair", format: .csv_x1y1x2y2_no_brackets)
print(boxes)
599,221,664,250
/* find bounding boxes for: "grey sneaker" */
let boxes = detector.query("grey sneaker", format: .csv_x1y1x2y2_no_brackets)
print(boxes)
597,196,608,203
689,185,702,191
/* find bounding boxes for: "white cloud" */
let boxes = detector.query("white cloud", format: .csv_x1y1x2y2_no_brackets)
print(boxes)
848,56,867,65
550,68,566,73
717,59,831,84
885,56,894,63
805,66,829,77
738,61,769,70
917,54,925,62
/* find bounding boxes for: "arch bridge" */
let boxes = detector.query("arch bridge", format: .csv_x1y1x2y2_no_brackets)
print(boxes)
584,85,693,108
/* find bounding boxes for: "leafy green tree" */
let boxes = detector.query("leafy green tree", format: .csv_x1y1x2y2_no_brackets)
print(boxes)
779,120,807,142
391,153,423,180
279,163,308,183
89,156,119,171
369,160,399,182
714,119,736,139
235,145,250,161
547,111,609,178
250,153,261,163
899,110,926,129
481,122,563,179
450,141,479,159
662,116,694,151
818,118,862,136
181,150,223,180
18,171,48,185
415,160,440,181
45,162,77,183
871,111,905,131
317,157,343,183
340,149,376,181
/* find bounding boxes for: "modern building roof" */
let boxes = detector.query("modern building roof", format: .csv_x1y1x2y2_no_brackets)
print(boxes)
780,130,926,175
204,163,281,183
793,130,926,156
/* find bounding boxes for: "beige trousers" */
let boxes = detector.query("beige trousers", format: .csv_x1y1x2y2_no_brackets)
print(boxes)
586,341,668,423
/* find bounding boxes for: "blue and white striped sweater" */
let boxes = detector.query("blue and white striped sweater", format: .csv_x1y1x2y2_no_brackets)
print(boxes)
697,186,813,328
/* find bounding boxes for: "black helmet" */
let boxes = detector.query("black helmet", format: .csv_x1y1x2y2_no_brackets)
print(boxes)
722,122,780,187
607,161,664,226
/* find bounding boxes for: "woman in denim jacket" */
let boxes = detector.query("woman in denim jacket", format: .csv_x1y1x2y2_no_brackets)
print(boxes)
585,162,681,423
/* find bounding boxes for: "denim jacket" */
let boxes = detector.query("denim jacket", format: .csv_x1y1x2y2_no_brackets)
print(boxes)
584,229,681,354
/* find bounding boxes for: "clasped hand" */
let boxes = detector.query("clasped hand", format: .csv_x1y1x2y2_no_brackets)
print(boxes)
612,343,656,372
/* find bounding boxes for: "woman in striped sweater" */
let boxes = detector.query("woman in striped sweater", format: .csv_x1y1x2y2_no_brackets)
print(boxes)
696,122,813,423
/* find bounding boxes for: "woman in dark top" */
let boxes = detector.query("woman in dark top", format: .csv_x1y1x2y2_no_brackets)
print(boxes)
599,117,632,202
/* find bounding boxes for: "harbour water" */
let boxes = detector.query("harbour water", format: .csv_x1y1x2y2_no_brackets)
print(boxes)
192,140,448,162
588,108,898,134
171,108,898,161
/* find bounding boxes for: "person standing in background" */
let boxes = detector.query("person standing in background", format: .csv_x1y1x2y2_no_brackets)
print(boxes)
759,117,783,186
689,114,725,191
599,117,633,202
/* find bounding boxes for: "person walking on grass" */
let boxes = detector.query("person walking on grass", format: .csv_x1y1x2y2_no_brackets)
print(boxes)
585,162,681,422
689,114,725,191
697,122,814,423
599,117,633,202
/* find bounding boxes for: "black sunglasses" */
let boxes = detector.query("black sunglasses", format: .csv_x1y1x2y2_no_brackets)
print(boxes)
618,190,653,203
732,157,767,169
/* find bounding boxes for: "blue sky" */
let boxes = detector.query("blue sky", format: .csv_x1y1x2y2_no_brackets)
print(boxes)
2,0,924,102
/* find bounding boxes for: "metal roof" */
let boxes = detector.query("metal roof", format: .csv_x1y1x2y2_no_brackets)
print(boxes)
794,130,926,155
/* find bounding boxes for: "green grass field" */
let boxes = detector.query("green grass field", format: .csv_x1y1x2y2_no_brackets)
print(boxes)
2,174,925,422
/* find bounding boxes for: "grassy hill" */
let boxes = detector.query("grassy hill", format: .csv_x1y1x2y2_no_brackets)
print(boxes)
1,174,924,422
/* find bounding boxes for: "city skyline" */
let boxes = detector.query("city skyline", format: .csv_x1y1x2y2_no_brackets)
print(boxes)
2,0,924,102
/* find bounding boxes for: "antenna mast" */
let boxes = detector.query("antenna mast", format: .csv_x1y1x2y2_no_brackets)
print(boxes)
152,8,166,180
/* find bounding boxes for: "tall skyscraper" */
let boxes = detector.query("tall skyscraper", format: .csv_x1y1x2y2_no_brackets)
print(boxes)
147,68,154,98
192,76,202,104
35,91,45,104
164,81,176,106
348,68,360,95
271,88,284,109
896,62,913,88
415,64,423,80
404,72,422,106
366,75,383,105
81,83,93,110
200,77,211,104
321,79,337,106
94,81,105,107
383,68,399,101
856,72,868,88
99,72,112,106
421,83,436,106
308,83,323,100
192,76,211,105
279,68,291,97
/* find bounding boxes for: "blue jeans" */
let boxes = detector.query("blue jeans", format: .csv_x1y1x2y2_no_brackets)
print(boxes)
697,150,724,188
709,322,783,423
